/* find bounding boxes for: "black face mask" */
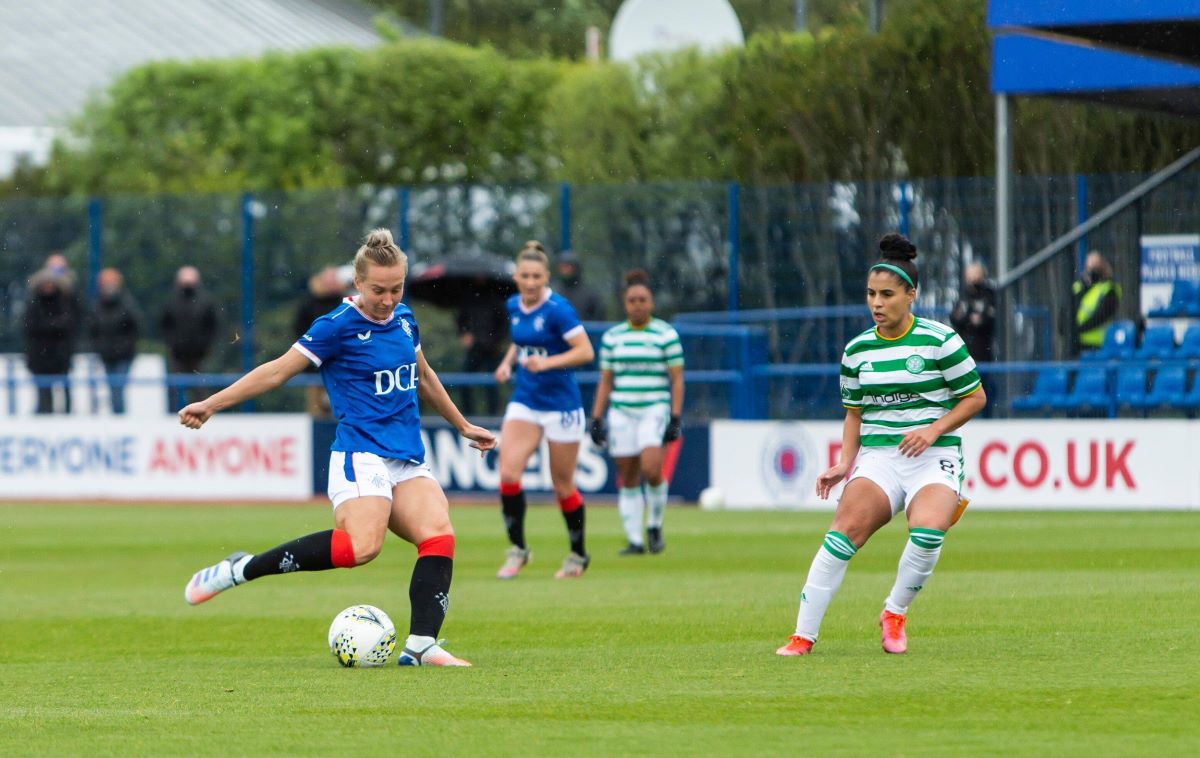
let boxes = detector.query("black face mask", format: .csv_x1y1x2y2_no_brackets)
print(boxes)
179,285,197,297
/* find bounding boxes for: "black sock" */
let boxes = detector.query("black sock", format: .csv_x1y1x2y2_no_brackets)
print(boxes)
501,491,527,549
243,529,340,581
409,556,453,638
562,504,586,556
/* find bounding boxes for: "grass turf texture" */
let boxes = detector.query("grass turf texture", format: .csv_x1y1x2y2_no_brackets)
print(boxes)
1,504,1197,756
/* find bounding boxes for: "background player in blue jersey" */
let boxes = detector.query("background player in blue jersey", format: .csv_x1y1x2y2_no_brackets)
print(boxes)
492,241,596,579
179,229,496,667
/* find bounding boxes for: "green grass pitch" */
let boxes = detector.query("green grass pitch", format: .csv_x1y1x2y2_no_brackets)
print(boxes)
2,503,1197,756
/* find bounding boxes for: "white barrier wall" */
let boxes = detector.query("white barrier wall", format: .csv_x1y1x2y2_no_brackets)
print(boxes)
710,419,1200,510
0,415,312,500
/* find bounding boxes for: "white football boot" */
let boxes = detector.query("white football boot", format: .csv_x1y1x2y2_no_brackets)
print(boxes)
184,551,250,605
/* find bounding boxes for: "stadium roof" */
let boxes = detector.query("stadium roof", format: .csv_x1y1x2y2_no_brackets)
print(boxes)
0,0,391,128
989,0,1200,115
989,0,1200,64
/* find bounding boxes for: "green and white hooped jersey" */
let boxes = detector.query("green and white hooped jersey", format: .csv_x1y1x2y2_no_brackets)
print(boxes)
839,317,981,448
599,318,683,411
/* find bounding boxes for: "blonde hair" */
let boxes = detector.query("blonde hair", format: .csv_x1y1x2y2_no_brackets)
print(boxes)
353,228,407,280
515,239,550,270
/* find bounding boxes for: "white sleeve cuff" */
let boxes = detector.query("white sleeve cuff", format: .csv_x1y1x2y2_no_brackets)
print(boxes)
292,342,322,366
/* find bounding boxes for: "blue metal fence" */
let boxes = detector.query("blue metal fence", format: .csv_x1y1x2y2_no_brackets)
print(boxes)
4,169,1199,418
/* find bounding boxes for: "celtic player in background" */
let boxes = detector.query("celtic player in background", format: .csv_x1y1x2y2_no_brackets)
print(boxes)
589,269,685,555
777,233,986,656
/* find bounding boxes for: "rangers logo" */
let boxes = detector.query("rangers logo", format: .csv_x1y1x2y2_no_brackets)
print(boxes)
760,424,818,504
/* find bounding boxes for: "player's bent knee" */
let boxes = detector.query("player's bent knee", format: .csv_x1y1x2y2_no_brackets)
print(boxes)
348,533,385,565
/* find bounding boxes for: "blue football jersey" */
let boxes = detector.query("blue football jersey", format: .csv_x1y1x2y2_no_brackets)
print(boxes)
293,298,425,463
507,290,585,411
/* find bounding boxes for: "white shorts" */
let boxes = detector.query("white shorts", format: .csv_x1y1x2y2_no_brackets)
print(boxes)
606,405,669,457
503,401,585,443
846,446,964,516
327,451,435,510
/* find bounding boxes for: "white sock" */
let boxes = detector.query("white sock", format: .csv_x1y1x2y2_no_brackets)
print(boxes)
883,529,945,615
618,487,645,546
794,532,857,641
405,634,436,652
231,554,253,584
645,482,668,529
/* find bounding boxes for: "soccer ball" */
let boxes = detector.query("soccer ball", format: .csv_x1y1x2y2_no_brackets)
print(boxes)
698,486,725,510
328,605,396,668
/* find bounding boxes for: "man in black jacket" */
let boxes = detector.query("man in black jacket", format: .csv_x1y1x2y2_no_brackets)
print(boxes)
555,251,605,322
24,268,81,413
292,266,344,418
949,263,996,362
90,267,142,414
161,266,218,409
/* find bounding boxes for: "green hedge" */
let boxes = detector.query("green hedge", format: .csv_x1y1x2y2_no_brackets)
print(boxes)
25,0,1200,196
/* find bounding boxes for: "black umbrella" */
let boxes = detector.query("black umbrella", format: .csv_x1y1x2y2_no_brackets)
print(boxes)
406,253,517,309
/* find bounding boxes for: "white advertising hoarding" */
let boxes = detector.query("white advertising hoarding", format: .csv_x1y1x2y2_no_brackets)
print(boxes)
711,419,1200,510
0,415,312,500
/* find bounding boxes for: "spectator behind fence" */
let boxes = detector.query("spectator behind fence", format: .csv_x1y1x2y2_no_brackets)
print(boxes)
292,266,345,418
950,263,996,363
1071,251,1122,356
89,267,142,415
24,267,81,413
457,277,508,416
161,266,218,408
555,250,605,321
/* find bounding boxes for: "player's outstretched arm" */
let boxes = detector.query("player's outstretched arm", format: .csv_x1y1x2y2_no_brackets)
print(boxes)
415,350,497,454
178,348,310,429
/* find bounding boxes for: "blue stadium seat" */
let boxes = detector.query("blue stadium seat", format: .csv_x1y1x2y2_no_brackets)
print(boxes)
1080,320,1135,362
1138,364,1187,411
1012,367,1069,412
1113,366,1148,411
1133,325,1176,361
1148,279,1200,318
1177,324,1200,361
1053,366,1109,414
1178,370,1200,412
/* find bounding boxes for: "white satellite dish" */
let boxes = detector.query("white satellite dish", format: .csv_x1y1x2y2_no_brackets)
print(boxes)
609,0,744,62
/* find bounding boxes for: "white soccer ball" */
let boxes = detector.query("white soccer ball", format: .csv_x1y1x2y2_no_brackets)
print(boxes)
698,486,725,510
328,605,396,668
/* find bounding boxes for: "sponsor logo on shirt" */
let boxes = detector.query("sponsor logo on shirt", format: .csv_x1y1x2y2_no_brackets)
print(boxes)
357,330,372,342
374,362,419,395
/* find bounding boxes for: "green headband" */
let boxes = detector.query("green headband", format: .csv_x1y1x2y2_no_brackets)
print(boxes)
870,263,915,288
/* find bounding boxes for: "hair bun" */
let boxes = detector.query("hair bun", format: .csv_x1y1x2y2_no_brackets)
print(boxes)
366,228,395,248
878,232,917,261
623,268,651,288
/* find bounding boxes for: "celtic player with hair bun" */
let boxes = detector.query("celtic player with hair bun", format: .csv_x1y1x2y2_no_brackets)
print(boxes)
777,232,986,657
